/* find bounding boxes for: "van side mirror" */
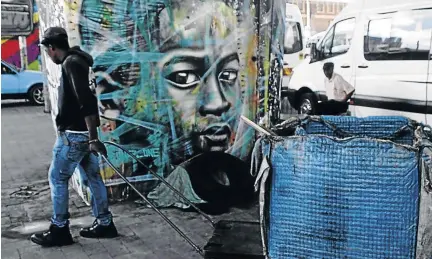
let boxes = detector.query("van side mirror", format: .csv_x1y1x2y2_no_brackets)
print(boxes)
310,43,318,61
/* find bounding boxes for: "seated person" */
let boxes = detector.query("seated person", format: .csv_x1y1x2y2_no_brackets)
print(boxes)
318,62,355,115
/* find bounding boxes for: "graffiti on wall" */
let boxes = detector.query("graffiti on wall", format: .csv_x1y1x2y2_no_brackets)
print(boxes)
1,0,41,70
84,0,259,189
38,0,285,202
256,0,285,126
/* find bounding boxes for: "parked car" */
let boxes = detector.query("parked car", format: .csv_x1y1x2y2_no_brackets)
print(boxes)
1,60,45,105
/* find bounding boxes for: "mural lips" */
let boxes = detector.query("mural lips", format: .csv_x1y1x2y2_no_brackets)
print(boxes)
198,124,232,152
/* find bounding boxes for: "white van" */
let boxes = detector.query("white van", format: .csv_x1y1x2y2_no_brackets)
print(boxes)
287,0,432,124
282,3,305,88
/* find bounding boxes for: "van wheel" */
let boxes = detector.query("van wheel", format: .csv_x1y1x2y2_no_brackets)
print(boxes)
298,93,317,115
28,84,44,105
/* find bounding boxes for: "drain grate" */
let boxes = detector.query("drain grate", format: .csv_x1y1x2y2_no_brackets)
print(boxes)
9,185,49,198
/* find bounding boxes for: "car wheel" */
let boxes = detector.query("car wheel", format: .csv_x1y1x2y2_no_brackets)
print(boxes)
298,93,317,115
28,84,44,105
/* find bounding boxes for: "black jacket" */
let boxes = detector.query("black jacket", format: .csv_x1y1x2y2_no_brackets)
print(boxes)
56,46,100,131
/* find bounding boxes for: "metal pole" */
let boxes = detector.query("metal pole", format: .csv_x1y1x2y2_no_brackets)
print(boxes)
41,53,51,113
241,115,278,136
43,82,51,113
306,0,311,38
19,36,28,70
101,155,205,257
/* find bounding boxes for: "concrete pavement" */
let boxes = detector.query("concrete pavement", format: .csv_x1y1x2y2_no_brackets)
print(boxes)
1,100,259,259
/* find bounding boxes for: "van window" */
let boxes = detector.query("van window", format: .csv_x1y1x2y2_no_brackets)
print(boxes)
365,9,432,61
364,19,392,60
284,21,303,54
318,18,356,59
321,27,335,56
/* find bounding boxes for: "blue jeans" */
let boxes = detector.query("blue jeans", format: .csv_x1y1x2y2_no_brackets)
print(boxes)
49,132,112,227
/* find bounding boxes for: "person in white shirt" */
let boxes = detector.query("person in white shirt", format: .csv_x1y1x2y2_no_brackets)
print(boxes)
323,62,355,102
318,62,355,115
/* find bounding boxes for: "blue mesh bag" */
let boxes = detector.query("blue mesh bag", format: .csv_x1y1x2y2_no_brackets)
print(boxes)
254,116,432,259
273,116,415,145
302,116,415,145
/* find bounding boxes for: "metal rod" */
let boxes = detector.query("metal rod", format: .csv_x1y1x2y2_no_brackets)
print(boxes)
102,141,216,227
101,155,205,257
241,115,277,136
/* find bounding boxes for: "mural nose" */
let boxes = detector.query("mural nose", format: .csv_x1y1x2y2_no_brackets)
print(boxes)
199,101,231,117
199,76,231,117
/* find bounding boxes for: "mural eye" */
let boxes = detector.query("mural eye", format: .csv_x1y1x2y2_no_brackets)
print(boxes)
219,70,238,84
166,71,200,88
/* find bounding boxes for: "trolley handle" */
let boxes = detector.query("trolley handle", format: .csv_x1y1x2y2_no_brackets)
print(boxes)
102,141,215,227
101,153,205,257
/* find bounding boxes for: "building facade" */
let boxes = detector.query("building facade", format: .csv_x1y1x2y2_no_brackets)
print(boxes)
287,0,348,34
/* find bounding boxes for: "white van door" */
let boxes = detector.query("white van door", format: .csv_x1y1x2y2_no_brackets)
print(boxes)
307,17,357,99
353,9,432,123
282,4,305,87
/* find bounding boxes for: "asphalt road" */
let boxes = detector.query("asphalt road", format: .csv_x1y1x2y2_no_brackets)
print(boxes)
1,100,55,186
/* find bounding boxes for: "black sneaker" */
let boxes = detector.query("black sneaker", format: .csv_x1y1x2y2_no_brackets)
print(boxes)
30,223,74,247
79,219,118,238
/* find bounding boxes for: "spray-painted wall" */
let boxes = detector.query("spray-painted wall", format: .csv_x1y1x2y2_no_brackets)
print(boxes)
1,0,41,70
37,0,285,202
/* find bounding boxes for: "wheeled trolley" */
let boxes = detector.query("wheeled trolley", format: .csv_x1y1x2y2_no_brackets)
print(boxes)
101,141,263,259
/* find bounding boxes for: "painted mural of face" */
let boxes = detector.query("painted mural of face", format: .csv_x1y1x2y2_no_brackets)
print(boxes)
158,1,244,154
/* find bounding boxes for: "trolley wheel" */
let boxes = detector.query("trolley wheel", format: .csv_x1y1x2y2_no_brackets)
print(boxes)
184,152,255,212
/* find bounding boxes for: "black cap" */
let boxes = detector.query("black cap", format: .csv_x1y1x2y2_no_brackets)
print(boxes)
40,27,68,46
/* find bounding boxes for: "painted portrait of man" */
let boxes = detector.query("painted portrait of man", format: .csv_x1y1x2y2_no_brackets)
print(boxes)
75,0,259,194
155,0,256,161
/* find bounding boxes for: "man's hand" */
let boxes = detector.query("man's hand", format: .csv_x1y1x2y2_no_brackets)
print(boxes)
89,140,107,157
84,115,105,156
343,90,355,103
